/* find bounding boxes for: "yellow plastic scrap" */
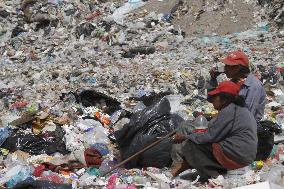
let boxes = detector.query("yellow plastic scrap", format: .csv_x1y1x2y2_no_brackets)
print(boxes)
0,148,9,156
180,70,192,77
185,109,193,115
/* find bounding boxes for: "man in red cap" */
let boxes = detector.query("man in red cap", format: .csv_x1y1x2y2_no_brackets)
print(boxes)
170,81,257,182
208,50,266,123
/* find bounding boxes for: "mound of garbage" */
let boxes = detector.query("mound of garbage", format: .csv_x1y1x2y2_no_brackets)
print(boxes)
0,0,284,188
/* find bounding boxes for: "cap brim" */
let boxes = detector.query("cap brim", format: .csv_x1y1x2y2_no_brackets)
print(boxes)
207,88,220,96
221,58,249,67
220,58,239,66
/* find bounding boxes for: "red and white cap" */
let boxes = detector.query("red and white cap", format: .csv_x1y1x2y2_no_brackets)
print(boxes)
207,81,240,96
221,50,249,68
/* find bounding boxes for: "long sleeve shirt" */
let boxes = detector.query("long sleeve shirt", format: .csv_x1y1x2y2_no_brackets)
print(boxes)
187,103,258,165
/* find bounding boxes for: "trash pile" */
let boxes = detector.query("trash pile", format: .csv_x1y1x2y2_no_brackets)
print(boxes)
258,0,284,28
0,0,284,188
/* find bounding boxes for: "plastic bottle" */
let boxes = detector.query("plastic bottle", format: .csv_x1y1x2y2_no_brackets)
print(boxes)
194,115,208,129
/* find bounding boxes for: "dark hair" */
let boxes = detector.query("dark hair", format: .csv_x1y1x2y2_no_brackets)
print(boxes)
218,92,246,107
207,92,246,107
239,65,250,75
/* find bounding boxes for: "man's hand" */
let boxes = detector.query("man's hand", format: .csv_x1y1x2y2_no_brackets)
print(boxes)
172,133,186,144
209,67,222,79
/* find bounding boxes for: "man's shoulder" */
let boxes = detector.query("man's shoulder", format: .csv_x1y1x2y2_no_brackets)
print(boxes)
218,103,236,118
246,74,264,88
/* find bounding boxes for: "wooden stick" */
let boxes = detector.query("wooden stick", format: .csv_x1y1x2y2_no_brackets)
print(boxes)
101,130,177,177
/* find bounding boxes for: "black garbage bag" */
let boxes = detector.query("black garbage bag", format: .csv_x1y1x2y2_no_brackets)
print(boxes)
75,22,96,38
1,126,69,155
78,90,121,114
255,120,282,161
0,9,10,18
11,26,27,38
176,82,189,96
168,29,186,37
129,91,172,107
13,178,71,189
114,98,183,168
122,46,156,58
260,66,279,86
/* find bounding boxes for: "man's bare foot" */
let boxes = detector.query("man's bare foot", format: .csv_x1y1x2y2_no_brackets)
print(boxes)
171,161,190,177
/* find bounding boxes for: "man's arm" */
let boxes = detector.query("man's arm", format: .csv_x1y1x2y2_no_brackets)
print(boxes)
187,108,234,144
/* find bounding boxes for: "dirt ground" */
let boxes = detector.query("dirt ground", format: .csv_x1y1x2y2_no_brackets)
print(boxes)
143,0,256,36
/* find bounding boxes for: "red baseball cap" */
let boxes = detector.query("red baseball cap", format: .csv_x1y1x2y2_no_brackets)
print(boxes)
221,50,249,67
207,81,240,96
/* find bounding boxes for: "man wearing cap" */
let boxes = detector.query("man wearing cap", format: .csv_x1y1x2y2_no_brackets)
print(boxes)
208,50,266,123
170,81,258,181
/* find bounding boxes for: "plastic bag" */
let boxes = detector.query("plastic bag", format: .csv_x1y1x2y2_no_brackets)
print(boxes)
132,102,146,113
165,95,183,113
79,90,121,114
112,1,146,25
77,119,102,131
130,91,172,106
40,171,65,184
12,178,72,189
99,159,116,176
48,0,64,5
0,165,33,187
1,126,68,155
75,23,96,38
261,164,284,186
84,125,110,148
122,46,156,58
114,98,183,168
256,120,281,160
0,126,11,145
276,113,284,129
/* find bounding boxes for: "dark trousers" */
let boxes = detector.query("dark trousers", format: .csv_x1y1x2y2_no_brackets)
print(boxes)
172,140,227,181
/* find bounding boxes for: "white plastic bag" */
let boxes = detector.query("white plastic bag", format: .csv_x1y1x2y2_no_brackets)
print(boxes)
112,1,146,25
84,125,110,147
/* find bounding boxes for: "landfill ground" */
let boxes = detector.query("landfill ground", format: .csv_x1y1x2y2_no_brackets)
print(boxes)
0,0,284,188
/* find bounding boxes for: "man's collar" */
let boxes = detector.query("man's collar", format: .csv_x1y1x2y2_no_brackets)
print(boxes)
243,74,255,86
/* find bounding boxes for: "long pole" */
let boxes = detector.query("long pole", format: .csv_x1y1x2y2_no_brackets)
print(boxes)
101,130,177,177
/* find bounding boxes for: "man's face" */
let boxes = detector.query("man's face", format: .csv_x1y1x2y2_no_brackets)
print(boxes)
210,95,224,111
224,64,240,78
